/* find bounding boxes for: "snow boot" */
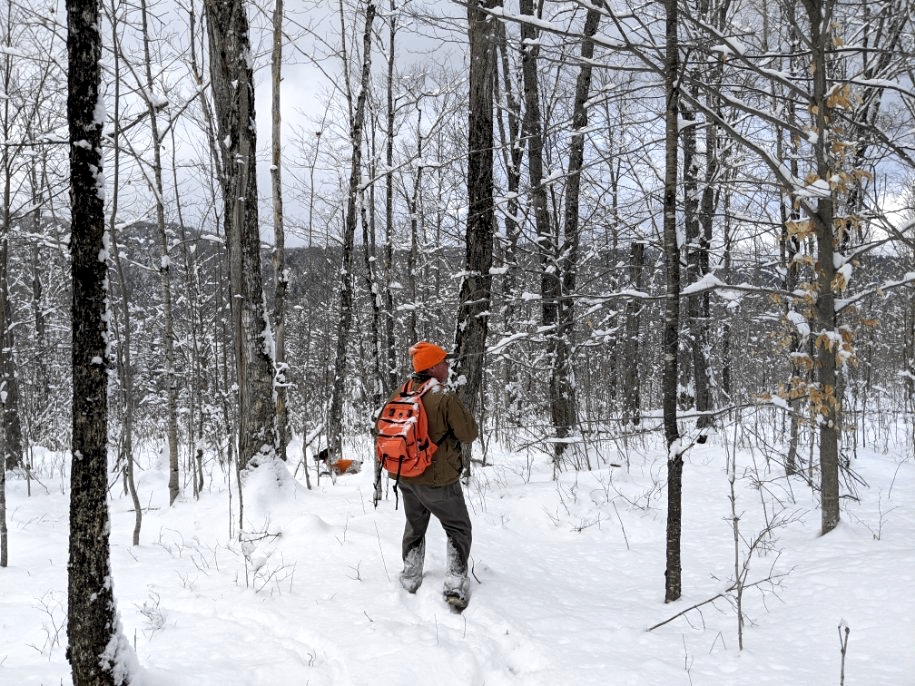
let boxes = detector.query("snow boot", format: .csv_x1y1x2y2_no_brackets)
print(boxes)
443,538,469,611
399,540,425,594
442,573,470,612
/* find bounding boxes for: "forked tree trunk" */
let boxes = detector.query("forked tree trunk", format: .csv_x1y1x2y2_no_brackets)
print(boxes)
204,0,278,470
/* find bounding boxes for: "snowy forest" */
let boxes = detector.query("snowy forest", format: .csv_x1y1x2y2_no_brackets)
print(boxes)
1,0,914,684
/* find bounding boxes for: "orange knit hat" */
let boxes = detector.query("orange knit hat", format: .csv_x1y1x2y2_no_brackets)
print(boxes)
409,341,447,372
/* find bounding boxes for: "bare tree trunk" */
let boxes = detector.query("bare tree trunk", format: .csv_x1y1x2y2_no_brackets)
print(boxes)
272,0,289,462
0,449,5,566
362,166,385,498
494,18,524,426
520,0,561,469
327,0,376,465
683,0,724,435
0,187,21,475
138,0,181,504
556,3,601,467
185,5,219,496
30,242,50,405
802,0,841,535
66,0,134,679
622,240,645,426
0,17,22,528
906,241,915,417
720,177,733,403
679,100,699,413
0,11,22,473
771,0,806,477
204,0,278,469
382,0,398,391
662,0,684,604
108,0,141,544
454,0,500,477
406,116,423,345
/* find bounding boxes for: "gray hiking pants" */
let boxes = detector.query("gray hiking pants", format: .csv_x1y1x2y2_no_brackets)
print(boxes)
399,480,472,573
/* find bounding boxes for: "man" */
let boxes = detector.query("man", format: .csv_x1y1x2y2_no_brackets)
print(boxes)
396,341,477,610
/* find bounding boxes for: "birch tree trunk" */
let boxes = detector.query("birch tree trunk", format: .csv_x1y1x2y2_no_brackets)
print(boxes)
272,0,289,462
494,18,524,426
382,0,398,391
406,117,423,346
66,0,134,679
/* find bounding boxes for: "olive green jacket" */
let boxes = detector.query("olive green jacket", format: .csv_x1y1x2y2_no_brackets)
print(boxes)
394,376,478,487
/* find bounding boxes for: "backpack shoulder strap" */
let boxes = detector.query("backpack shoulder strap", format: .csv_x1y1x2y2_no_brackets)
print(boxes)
414,379,436,398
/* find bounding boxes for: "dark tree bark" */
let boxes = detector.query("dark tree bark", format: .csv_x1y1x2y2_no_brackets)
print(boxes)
774,3,806,476
621,241,645,426
0,15,22,473
802,0,841,535
679,100,713,434
680,0,725,435
453,0,500,477
0,447,5,566
327,0,376,465
519,0,562,468
662,0,684,604
204,0,278,469
0,232,21,472
66,0,134,681
555,3,601,467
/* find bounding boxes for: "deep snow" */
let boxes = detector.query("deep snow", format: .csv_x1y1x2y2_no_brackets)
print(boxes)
1,423,913,685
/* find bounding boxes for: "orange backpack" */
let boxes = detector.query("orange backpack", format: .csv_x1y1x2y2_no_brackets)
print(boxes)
375,380,438,480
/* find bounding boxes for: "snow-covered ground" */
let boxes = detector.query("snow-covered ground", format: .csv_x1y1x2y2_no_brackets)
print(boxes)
1,425,913,685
